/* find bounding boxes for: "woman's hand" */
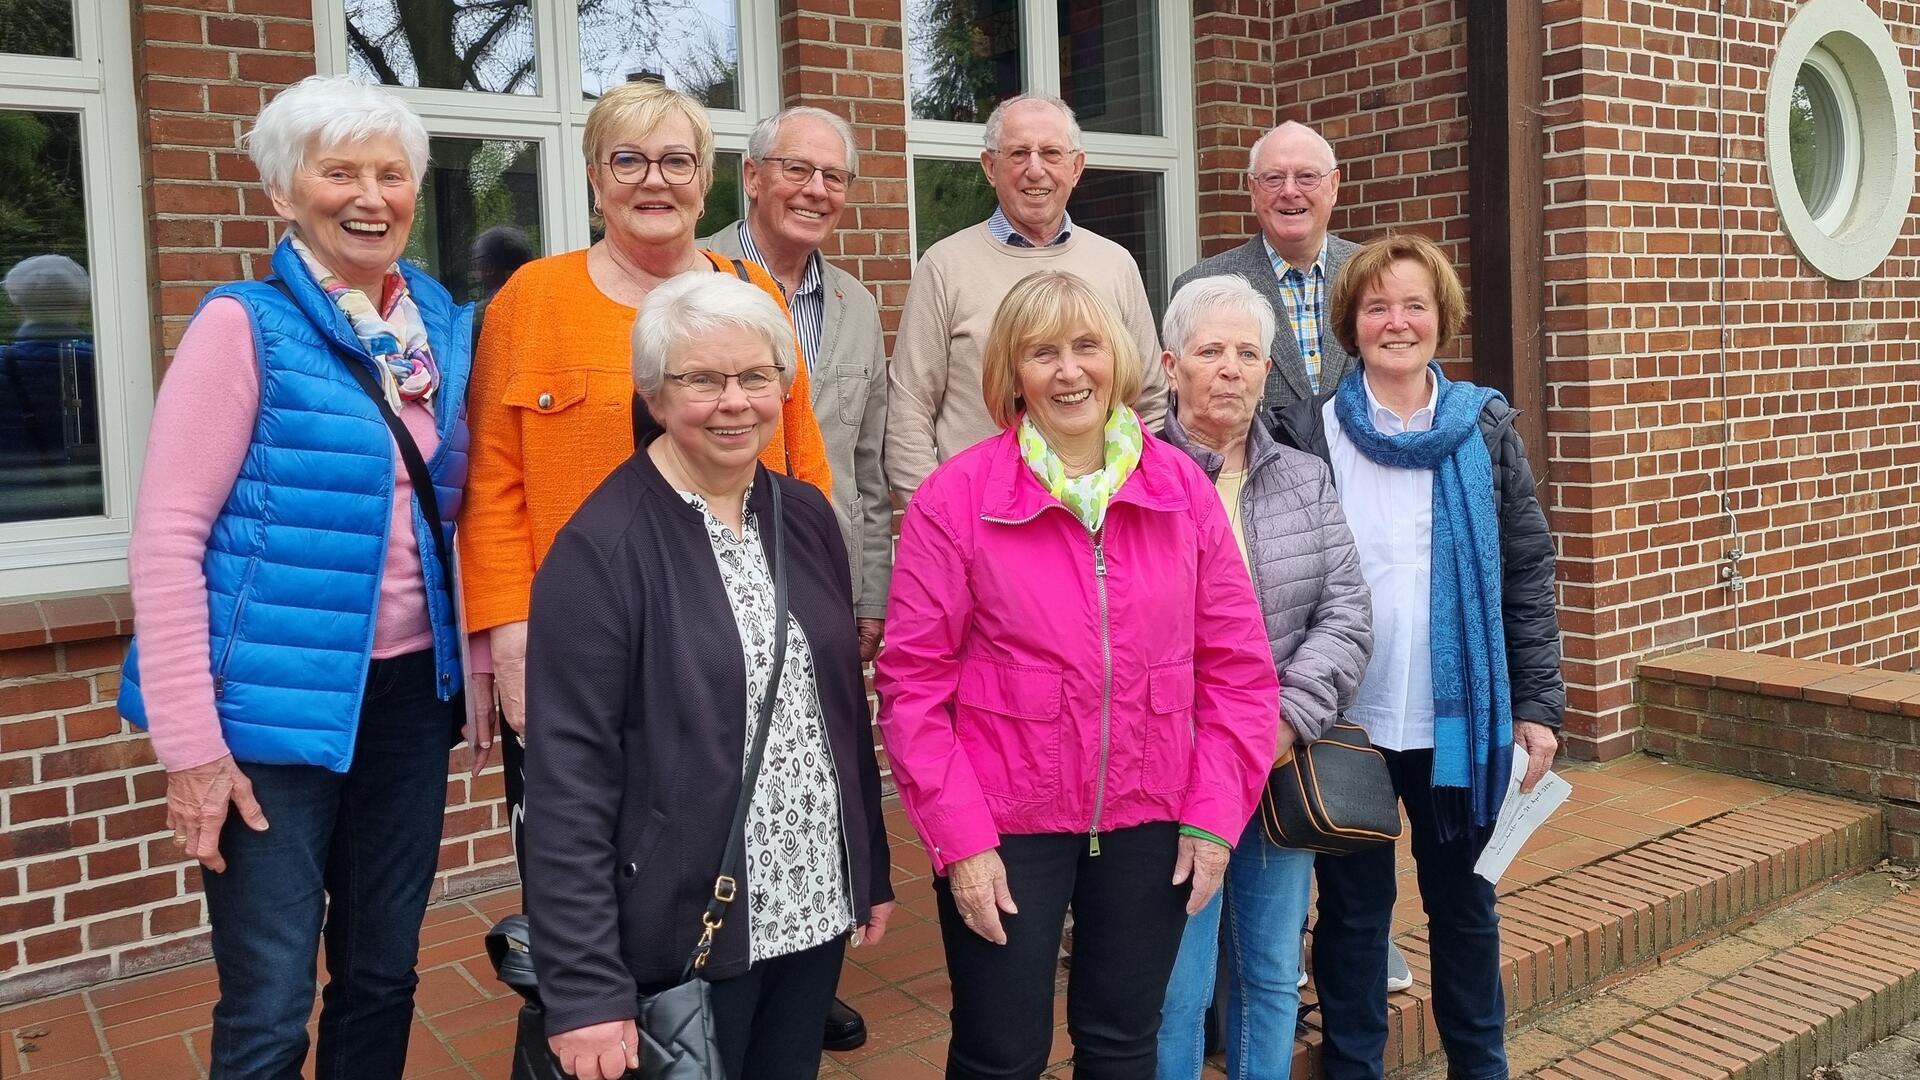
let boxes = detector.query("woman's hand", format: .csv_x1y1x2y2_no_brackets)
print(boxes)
549,1018,639,1080
1515,721,1559,793
1273,719,1298,763
855,900,896,948
1172,834,1230,916
491,621,529,737
166,755,268,873
948,848,1018,945
463,672,498,775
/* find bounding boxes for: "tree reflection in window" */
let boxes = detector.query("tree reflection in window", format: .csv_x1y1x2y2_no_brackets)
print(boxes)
908,0,1020,123
579,0,739,109
0,0,76,59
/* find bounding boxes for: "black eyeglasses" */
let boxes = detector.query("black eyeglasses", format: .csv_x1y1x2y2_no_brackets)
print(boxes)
602,151,700,186
1250,168,1336,193
664,365,787,401
760,157,854,192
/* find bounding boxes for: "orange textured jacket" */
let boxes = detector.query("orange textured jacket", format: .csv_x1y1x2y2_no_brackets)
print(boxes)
457,248,833,633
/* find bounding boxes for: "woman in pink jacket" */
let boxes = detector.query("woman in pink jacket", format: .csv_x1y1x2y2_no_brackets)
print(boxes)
876,270,1280,1080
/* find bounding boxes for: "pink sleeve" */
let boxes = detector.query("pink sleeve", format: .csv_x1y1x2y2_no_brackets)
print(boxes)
467,631,492,675
127,297,259,772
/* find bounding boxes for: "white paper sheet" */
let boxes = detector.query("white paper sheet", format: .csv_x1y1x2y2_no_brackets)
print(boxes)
1472,744,1572,884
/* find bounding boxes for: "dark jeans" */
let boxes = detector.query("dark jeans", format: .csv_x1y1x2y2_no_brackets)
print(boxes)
1313,748,1507,1080
202,650,456,1080
937,822,1189,1080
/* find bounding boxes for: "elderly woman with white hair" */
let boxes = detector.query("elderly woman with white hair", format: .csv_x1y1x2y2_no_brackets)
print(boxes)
114,76,479,1077
1154,274,1371,1080
521,271,893,1080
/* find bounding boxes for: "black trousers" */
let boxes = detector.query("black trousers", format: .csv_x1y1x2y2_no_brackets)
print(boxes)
632,935,847,1080
937,822,1189,1080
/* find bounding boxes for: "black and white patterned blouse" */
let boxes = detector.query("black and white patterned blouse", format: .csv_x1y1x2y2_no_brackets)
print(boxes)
680,489,854,962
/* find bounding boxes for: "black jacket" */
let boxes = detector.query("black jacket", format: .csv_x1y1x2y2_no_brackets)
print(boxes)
1272,393,1566,730
522,439,893,1035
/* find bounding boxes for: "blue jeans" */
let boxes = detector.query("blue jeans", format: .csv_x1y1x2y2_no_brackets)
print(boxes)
1314,748,1507,1080
1157,819,1315,1080
202,650,456,1080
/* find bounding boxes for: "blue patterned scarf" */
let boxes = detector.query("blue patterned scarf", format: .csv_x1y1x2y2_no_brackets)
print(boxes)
1335,364,1511,840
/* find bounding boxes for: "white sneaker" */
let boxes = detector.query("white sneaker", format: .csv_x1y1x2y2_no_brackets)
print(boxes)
1299,933,1309,988
1386,942,1414,992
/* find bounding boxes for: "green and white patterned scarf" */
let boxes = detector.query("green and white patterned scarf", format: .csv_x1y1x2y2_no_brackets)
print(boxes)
1017,405,1145,533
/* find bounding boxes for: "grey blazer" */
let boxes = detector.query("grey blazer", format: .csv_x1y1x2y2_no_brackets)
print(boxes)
705,221,893,617
1169,233,1361,414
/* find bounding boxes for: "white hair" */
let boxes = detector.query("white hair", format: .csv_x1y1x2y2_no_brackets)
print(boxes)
1247,120,1337,174
983,93,1083,152
631,272,798,396
1162,275,1278,361
246,75,430,197
3,254,89,318
747,106,860,177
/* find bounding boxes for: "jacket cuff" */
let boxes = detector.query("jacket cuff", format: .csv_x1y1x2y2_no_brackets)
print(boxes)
542,994,640,1042
1180,782,1251,845
1178,824,1232,849
854,603,888,620
910,802,1000,876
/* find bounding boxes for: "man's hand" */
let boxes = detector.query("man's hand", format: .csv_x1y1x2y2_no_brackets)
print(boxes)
491,621,529,736
549,1018,639,1080
1515,721,1558,793
463,671,498,775
948,848,1017,945
1172,834,1230,915
856,618,885,664
166,755,269,873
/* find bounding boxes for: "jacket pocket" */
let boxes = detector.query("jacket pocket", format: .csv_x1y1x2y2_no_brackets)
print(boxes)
615,806,671,897
502,369,631,439
1142,657,1196,795
835,363,869,427
955,657,1063,802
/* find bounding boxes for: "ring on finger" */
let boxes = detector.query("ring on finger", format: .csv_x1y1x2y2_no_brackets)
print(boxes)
172,835,188,846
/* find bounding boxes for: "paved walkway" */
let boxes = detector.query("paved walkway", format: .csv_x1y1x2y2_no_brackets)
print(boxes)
1816,1018,1920,1080
0,753,1789,1078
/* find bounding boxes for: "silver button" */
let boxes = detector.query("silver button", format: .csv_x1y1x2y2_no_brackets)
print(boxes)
537,392,554,409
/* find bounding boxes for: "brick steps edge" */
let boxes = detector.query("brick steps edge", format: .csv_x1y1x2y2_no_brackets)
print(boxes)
1531,888,1920,1079
1288,791,1885,1077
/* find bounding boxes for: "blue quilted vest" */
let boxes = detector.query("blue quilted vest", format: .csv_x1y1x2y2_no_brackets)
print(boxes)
118,239,473,772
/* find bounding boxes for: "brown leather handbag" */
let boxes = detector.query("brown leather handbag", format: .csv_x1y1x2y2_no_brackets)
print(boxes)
1259,721,1404,854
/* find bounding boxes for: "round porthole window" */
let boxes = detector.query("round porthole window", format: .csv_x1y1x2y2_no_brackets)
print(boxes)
1764,0,1915,280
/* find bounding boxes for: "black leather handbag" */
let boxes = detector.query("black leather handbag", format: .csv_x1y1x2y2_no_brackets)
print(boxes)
490,478,792,1080
1259,720,1404,854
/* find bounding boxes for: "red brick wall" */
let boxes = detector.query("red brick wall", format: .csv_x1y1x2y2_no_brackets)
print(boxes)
1193,0,1278,255
1541,0,1920,760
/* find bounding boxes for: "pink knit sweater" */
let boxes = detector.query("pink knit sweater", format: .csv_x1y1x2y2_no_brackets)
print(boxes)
128,297,439,772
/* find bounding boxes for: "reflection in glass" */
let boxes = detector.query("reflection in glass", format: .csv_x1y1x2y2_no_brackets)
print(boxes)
579,0,740,109
0,0,75,58
589,152,742,243
1789,63,1842,218
0,110,100,523
912,158,998,255
345,0,539,95
1058,0,1158,136
908,0,1020,123
406,138,544,307
1068,168,1166,314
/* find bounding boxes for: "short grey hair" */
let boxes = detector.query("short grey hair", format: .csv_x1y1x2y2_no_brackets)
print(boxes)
983,93,1083,152
1247,120,1337,174
631,272,798,397
3,254,89,318
747,106,860,177
246,75,430,197
1162,275,1278,361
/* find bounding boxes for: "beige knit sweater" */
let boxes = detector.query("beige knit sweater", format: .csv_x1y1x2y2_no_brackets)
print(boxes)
883,222,1168,499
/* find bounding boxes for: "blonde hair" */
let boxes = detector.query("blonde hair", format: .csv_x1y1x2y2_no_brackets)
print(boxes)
582,81,715,188
1328,233,1468,357
980,271,1143,430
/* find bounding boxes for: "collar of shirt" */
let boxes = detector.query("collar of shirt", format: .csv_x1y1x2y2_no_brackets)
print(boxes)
1262,235,1328,281
736,221,824,301
1361,371,1438,434
987,206,1073,248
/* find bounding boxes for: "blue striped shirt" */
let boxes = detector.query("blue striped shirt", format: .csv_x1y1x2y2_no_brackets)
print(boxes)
1263,236,1329,392
987,206,1073,248
735,223,825,365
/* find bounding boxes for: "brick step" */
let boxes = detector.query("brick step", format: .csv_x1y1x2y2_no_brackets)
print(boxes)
1521,884,1920,1079
1283,791,1885,1078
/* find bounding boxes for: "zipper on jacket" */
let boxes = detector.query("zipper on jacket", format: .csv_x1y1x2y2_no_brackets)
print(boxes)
1089,529,1110,857
212,559,260,699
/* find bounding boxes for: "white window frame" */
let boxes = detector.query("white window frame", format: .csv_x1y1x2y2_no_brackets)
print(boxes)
313,0,781,257
904,0,1197,286
0,4,157,598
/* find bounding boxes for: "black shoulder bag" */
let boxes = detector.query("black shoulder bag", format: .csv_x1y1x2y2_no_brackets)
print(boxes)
496,476,789,1080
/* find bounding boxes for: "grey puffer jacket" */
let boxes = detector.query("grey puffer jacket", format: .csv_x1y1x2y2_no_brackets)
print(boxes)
1161,410,1373,744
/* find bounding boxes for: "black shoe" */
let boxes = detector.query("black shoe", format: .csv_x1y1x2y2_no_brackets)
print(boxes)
823,996,866,1052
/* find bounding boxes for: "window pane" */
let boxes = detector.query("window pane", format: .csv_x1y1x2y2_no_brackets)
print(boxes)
0,110,101,523
587,152,742,243
0,0,75,58
908,0,1021,123
912,158,997,254
1059,0,1158,136
1068,168,1166,314
346,0,539,95
579,0,740,110
1790,61,1844,218
405,137,544,307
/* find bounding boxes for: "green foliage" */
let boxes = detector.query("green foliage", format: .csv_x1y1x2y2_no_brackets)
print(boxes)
0,111,88,331
914,159,998,254
0,0,74,59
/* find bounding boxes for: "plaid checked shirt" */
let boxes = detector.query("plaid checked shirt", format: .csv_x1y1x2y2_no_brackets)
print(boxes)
1264,236,1329,393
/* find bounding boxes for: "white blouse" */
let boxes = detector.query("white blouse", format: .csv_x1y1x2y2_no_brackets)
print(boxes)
681,489,853,962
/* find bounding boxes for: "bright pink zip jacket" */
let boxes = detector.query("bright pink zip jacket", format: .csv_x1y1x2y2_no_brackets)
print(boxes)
875,425,1281,874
